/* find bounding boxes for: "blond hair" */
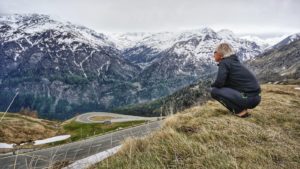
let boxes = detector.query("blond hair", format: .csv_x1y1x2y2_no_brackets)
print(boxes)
216,43,235,58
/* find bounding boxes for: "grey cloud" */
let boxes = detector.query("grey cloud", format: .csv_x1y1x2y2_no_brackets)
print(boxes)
0,0,299,34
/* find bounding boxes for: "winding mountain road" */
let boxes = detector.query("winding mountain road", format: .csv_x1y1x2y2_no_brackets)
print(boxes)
0,121,162,169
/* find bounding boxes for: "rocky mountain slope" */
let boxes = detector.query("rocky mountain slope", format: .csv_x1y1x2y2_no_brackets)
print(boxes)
246,39,300,83
0,14,142,119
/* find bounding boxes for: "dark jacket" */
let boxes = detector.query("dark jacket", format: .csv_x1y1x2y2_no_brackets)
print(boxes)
211,54,261,96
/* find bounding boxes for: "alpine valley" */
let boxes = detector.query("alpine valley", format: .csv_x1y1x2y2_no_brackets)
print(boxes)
0,14,298,119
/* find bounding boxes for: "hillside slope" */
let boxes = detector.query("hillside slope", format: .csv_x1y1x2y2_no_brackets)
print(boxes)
92,84,300,169
0,112,60,144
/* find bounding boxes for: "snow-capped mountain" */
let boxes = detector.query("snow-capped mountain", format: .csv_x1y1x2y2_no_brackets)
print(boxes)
0,13,143,82
240,35,271,49
0,14,141,119
0,13,271,119
107,32,152,50
0,14,119,61
106,28,265,99
108,28,264,69
240,33,300,52
271,33,300,49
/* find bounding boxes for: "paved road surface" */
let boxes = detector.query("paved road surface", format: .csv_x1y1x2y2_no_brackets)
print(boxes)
0,121,162,169
76,112,158,123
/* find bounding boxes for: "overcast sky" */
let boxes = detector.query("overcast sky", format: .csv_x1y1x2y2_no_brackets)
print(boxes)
0,0,299,37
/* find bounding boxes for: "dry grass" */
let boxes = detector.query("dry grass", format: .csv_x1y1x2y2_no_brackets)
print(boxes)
0,113,61,144
91,84,300,169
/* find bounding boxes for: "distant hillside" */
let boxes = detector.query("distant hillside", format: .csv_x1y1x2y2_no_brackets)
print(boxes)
246,39,300,83
92,84,300,169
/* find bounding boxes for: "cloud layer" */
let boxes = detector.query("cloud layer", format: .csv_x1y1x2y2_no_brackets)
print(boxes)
0,0,299,35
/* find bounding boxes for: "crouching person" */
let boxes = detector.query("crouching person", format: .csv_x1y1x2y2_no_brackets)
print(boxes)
211,43,261,118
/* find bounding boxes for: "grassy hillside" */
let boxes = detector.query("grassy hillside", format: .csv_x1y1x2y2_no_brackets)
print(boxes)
92,84,300,169
0,112,61,144
0,113,147,148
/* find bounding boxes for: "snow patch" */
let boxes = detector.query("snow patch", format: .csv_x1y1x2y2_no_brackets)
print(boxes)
34,135,71,145
240,35,270,48
0,143,15,148
132,82,142,91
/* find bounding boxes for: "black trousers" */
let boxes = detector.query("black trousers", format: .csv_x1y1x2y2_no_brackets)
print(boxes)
210,87,261,114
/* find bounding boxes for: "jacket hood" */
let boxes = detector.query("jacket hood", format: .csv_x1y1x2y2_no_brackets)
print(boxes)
223,54,239,61
217,54,239,66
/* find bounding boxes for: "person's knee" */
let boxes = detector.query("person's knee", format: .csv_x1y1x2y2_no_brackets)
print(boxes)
210,87,219,99
247,96,261,109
